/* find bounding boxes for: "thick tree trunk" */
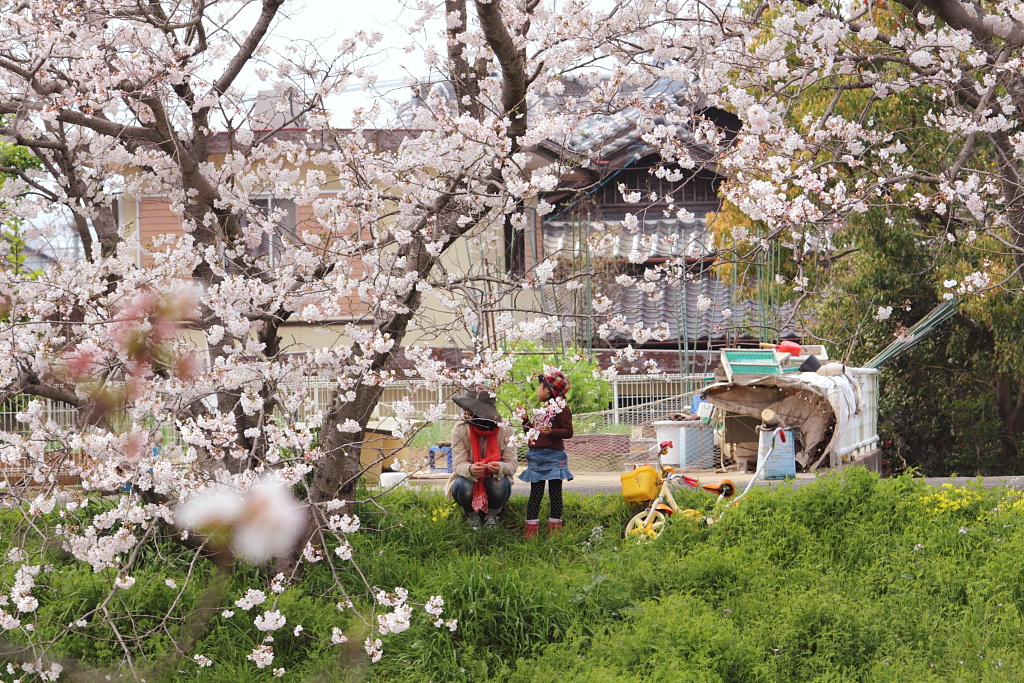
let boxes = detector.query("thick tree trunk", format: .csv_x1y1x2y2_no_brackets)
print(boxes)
276,202,472,576
996,373,1024,469
91,204,121,258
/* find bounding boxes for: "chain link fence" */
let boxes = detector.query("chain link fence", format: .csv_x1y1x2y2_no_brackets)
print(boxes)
363,374,721,475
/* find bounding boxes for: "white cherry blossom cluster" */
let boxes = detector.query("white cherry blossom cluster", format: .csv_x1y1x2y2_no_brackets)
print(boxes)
11,661,62,681
9,564,41,613
254,610,287,632
248,644,275,669
328,514,361,534
423,595,457,630
235,590,268,611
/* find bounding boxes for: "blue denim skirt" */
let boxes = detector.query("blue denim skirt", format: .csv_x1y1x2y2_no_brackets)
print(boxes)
518,447,573,482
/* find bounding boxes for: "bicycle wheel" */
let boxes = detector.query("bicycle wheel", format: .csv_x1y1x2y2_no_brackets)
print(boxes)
622,509,667,541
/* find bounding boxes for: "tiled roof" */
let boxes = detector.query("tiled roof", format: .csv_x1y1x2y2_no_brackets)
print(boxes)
541,78,698,159
543,215,714,260
398,75,723,170
602,277,796,343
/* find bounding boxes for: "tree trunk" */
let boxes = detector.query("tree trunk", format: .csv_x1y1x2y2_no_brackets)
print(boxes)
996,373,1024,470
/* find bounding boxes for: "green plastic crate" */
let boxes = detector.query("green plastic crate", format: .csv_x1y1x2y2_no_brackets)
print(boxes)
729,364,783,375
722,350,778,363
720,348,788,382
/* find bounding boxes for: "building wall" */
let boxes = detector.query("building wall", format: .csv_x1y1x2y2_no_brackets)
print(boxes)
125,183,543,357
137,197,185,267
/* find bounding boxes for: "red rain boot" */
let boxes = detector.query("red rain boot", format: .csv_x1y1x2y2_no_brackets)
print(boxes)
523,520,540,538
546,520,563,535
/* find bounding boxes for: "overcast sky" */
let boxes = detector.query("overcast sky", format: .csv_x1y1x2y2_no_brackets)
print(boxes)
250,1,446,126
246,1,591,125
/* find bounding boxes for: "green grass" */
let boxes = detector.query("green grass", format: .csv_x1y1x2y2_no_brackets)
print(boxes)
408,421,455,448
6,469,1024,680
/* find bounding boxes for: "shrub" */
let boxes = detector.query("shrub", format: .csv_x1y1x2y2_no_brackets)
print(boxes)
495,342,613,417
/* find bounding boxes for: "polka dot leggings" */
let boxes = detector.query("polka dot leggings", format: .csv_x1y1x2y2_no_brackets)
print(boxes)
526,480,563,521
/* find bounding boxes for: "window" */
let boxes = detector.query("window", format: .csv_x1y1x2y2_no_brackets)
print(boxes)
233,197,296,269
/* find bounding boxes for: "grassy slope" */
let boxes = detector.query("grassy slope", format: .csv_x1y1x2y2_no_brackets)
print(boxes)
361,470,1024,682
5,469,1024,681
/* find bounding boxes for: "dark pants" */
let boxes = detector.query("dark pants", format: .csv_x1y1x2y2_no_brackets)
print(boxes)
451,475,512,516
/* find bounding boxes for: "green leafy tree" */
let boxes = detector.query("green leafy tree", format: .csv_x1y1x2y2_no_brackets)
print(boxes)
0,119,43,273
796,69,1024,474
814,205,1024,475
495,343,613,419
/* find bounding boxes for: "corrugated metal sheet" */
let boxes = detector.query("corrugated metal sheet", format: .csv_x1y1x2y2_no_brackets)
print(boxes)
539,216,795,342
611,277,731,340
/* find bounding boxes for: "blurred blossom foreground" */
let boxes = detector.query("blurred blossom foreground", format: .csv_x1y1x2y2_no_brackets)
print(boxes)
176,479,308,562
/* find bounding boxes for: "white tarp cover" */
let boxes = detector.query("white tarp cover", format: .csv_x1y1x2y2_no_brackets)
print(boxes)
703,372,860,468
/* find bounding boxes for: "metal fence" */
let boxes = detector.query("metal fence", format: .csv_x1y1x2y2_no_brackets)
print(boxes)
0,394,80,433
2,370,882,482
1,374,721,481
0,394,91,484
304,374,714,420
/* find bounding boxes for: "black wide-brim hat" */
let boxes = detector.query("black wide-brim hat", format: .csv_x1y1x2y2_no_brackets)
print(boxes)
452,389,501,421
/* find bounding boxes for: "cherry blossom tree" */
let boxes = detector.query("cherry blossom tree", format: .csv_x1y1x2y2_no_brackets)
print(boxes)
1,0,1023,676
0,0,734,675
716,0,1024,288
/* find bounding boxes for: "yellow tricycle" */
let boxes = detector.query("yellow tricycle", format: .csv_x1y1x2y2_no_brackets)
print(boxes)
620,440,735,541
